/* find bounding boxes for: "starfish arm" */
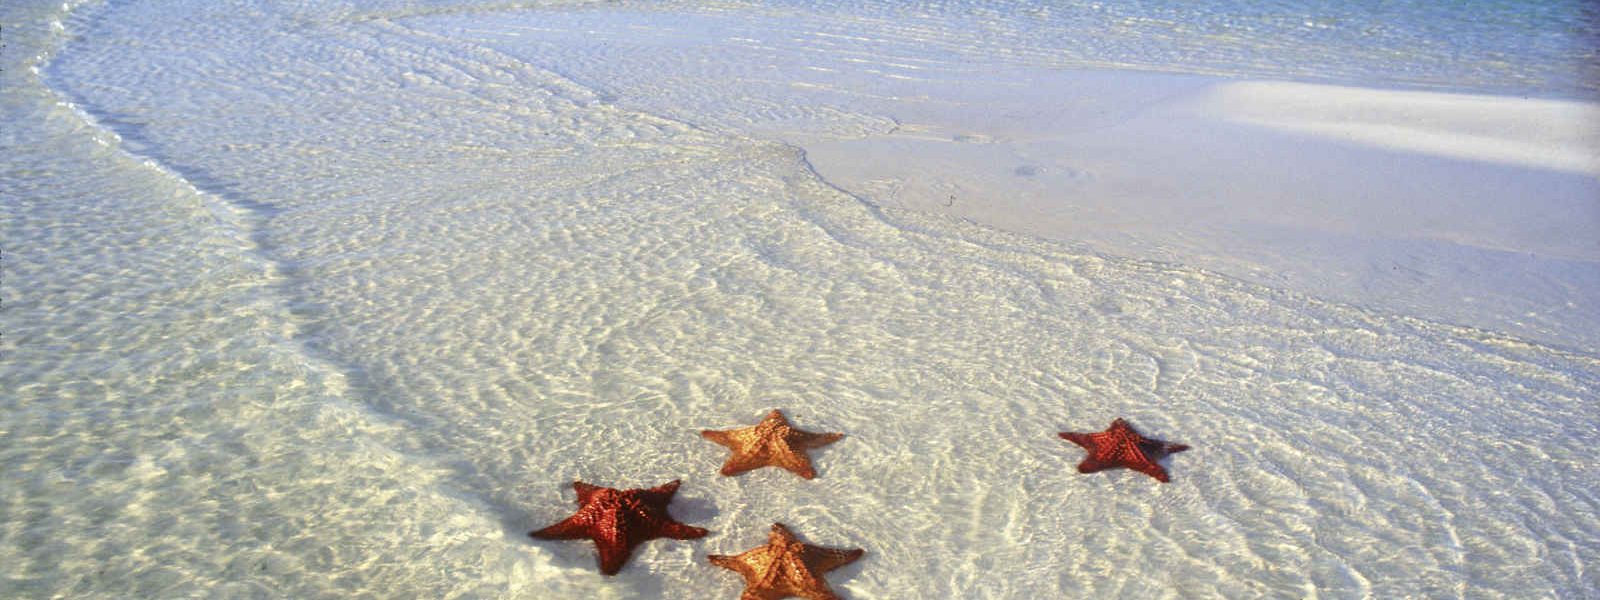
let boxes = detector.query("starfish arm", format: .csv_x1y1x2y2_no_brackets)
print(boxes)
719,454,768,477
768,523,799,544
529,513,593,540
638,479,682,504
572,481,603,504
782,554,847,600
707,553,742,572
701,429,737,448
594,536,638,576
592,524,646,579
1139,438,1189,458
774,450,819,479
1075,458,1112,474
794,431,844,449
710,546,776,582
802,545,864,574
707,553,753,580
1128,460,1172,483
659,521,709,540
1059,431,1097,452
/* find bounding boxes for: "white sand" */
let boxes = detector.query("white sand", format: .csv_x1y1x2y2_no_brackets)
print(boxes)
796,76,1600,351
1192,81,1600,175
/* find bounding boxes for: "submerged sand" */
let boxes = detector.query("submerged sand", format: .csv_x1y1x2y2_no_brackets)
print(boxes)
5,1,1598,598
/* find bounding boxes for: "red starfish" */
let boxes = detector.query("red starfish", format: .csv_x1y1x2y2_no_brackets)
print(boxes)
1058,418,1190,483
529,480,708,575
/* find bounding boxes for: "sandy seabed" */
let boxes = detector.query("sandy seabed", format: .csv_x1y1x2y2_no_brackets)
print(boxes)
3,1,1598,598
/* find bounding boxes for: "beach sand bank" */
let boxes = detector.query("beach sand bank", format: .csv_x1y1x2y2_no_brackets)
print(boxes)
798,76,1600,351
427,6,1599,350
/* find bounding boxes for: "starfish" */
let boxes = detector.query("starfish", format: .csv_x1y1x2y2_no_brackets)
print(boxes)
701,409,844,480
528,480,708,575
1058,418,1190,483
708,522,864,600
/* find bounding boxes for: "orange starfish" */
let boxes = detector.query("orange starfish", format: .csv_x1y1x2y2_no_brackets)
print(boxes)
708,523,864,600
528,480,708,575
701,409,844,480
1059,418,1190,483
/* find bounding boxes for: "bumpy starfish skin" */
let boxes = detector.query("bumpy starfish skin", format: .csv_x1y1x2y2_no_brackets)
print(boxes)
701,409,844,479
1059,418,1190,483
708,523,865,600
529,480,708,575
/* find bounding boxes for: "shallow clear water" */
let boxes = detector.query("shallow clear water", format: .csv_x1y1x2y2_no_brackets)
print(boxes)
2,0,1597,598
760,0,1600,99
417,3,1600,353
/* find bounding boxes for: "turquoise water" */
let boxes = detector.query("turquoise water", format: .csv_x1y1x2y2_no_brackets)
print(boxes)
3,0,1597,598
